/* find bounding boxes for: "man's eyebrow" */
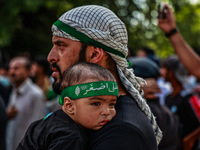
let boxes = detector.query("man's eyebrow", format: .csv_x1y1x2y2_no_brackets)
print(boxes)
53,40,65,44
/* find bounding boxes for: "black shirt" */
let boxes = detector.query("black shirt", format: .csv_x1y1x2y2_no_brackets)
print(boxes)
165,93,200,137
88,95,158,150
17,109,88,150
0,97,7,150
147,98,181,150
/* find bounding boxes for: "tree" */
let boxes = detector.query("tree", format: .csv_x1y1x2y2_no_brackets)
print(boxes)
0,0,200,63
0,0,60,61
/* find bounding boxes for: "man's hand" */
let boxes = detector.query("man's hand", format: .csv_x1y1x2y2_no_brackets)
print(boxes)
158,4,177,33
142,78,161,100
7,105,18,119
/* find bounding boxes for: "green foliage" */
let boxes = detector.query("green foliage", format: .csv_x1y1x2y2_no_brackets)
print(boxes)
0,0,200,62
0,0,59,59
176,3,200,52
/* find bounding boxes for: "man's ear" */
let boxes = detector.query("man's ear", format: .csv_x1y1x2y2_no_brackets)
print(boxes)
86,46,104,64
63,97,75,115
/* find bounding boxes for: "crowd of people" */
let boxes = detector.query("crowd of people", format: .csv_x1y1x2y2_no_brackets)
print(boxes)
0,56,60,150
0,3,200,150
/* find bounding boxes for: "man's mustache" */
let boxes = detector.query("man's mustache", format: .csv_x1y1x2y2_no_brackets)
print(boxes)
51,63,62,80
51,63,60,71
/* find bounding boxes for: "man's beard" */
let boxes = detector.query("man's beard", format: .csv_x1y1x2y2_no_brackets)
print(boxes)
29,75,36,83
52,63,63,95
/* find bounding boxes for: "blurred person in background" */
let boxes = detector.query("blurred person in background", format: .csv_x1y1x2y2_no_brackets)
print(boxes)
0,63,9,77
158,3,200,80
6,56,45,150
0,96,7,150
30,56,59,114
136,46,160,67
0,82,10,107
130,57,181,150
30,56,52,98
158,6,200,148
129,49,172,105
0,63,11,106
160,55,200,150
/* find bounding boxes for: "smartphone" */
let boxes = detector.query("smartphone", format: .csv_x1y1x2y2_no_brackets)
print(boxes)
158,2,167,19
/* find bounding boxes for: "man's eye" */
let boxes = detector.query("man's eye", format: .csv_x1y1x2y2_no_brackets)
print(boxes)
58,44,63,47
91,102,100,106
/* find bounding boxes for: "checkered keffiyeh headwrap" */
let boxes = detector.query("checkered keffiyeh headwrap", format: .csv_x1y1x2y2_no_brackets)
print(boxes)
52,5,162,144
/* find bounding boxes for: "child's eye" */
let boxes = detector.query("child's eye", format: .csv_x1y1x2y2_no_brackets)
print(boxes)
91,102,101,106
109,103,116,107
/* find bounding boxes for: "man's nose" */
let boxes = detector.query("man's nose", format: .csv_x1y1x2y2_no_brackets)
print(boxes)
47,47,59,63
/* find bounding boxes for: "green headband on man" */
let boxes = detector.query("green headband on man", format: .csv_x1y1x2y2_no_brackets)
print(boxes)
53,20,132,67
54,20,126,58
59,81,118,105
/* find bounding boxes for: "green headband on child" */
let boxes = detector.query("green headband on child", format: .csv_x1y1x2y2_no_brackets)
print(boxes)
59,81,118,105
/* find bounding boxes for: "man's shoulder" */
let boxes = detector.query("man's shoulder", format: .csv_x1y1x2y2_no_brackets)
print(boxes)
116,95,155,128
89,121,157,150
29,83,44,95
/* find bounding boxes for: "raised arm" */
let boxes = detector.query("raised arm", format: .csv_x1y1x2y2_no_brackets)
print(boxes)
158,4,200,79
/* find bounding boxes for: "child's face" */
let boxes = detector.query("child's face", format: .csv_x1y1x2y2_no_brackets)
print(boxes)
73,95,117,130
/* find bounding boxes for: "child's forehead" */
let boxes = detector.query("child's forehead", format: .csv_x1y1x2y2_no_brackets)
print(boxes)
82,95,117,101
75,79,102,85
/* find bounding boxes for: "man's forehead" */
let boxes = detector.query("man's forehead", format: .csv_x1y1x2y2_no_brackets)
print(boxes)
52,36,71,43
52,35,63,41
10,59,26,68
52,35,79,43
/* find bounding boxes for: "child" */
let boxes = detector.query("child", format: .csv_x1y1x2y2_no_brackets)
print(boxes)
17,62,118,150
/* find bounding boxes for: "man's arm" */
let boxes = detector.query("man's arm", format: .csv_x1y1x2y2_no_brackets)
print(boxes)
158,4,200,79
183,127,200,150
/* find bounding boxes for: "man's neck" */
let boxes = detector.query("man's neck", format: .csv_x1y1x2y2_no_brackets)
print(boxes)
35,74,46,88
113,73,128,96
170,78,183,97
14,78,28,91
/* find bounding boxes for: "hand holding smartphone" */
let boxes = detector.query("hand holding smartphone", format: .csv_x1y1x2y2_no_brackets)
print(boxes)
158,2,167,19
